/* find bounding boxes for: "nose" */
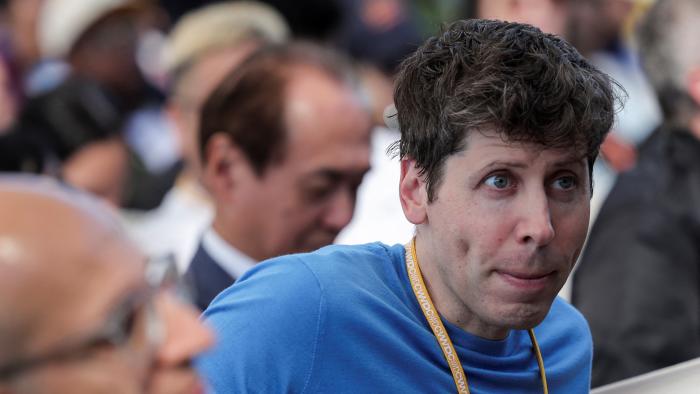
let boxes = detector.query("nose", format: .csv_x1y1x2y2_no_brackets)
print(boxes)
321,187,356,232
153,293,215,367
515,189,555,247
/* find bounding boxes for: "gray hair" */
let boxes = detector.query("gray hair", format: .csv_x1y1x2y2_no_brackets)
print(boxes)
638,0,700,125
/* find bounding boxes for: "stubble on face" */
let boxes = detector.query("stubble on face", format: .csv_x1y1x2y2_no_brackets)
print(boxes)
413,131,590,339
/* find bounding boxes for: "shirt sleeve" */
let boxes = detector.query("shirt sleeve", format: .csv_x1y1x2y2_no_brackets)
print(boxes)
196,256,326,393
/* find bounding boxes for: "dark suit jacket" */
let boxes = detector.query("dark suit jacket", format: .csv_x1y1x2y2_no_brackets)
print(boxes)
185,242,235,311
572,126,700,387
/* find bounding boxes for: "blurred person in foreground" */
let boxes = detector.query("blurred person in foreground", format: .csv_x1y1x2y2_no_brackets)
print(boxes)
572,0,700,387
122,1,289,271
185,42,372,311
197,19,618,392
0,174,213,394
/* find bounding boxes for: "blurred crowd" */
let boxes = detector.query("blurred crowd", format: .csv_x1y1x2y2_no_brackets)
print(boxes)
1,0,699,392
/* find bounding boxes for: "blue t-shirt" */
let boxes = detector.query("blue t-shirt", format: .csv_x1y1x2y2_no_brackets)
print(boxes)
198,243,592,393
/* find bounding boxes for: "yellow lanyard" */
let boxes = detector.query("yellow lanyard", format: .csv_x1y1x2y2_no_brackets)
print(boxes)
404,238,549,394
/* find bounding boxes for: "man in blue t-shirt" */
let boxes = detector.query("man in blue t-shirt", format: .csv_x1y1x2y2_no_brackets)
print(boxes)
198,19,619,393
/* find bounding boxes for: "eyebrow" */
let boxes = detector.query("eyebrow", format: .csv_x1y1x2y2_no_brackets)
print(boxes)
480,155,587,171
479,160,528,171
550,155,588,169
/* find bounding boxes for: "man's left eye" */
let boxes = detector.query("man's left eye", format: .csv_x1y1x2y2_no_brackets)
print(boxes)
483,174,511,189
552,176,576,190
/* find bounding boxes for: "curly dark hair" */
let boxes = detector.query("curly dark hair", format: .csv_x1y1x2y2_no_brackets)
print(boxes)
392,19,622,201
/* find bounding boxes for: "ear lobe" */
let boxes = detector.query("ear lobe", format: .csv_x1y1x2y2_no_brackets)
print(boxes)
399,159,428,225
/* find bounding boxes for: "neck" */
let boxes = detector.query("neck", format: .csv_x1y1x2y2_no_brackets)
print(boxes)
211,215,265,262
413,234,510,340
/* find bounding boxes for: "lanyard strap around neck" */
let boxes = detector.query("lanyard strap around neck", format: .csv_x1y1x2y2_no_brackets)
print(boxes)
404,237,549,394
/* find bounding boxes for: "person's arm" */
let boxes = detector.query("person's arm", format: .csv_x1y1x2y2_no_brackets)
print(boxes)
196,256,325,393
572,207,700,387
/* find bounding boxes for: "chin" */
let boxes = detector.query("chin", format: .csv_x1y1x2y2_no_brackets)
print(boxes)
302,234,338,252
498,300,554,330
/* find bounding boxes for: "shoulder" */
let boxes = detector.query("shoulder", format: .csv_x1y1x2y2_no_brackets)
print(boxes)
541,297,591,333
537,297,592,353
298,242,402,280
534,298,593,391
197,242,404,392
197,252,322,392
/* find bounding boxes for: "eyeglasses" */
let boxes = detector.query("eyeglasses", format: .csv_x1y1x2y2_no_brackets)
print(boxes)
0,254,188,381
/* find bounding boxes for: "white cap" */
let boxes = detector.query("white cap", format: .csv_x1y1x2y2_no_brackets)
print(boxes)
162,1,289,74
38,0,138,59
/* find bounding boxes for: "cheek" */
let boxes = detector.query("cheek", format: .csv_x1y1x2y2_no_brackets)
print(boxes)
553,205,590,256
16,358,146,394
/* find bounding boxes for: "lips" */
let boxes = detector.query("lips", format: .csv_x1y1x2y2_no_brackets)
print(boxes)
496,269,555,292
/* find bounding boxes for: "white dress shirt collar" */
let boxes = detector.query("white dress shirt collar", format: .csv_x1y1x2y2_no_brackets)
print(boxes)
201,227,256,280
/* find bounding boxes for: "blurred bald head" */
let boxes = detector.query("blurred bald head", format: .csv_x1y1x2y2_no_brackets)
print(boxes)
0,175,142,368
0,175,214,394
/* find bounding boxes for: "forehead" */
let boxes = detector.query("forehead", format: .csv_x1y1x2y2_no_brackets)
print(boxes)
454,129,588,168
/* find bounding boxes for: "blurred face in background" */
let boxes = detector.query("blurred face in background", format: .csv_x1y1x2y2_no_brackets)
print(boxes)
566,0,635,55
477,0,569,36
70,10,145,98
0,186,214,394
61,137,129,207
7,0,44,70
209,68,372,261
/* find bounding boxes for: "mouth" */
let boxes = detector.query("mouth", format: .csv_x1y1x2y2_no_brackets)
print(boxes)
495,270,556,292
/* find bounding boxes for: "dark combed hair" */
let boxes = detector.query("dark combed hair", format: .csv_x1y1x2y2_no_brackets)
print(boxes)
392,19,622,201
199,42,355,174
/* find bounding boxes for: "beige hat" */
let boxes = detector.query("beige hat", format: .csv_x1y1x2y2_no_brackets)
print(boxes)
162,1,289,74
38,0,141,59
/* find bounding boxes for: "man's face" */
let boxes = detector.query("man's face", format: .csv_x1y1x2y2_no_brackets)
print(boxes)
402,129,590,339
0,193,213,394
225,70,372,260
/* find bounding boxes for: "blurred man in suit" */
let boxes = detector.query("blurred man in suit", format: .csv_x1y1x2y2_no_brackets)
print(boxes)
186,42,372,310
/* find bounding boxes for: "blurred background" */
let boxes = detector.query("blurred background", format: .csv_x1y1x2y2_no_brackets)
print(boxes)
0,0,658,233
0,0,662,293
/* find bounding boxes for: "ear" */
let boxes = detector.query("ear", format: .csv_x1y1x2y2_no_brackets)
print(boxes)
688,67,700,107
201,133,249,201
687,67,700,139
399,159,428,225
